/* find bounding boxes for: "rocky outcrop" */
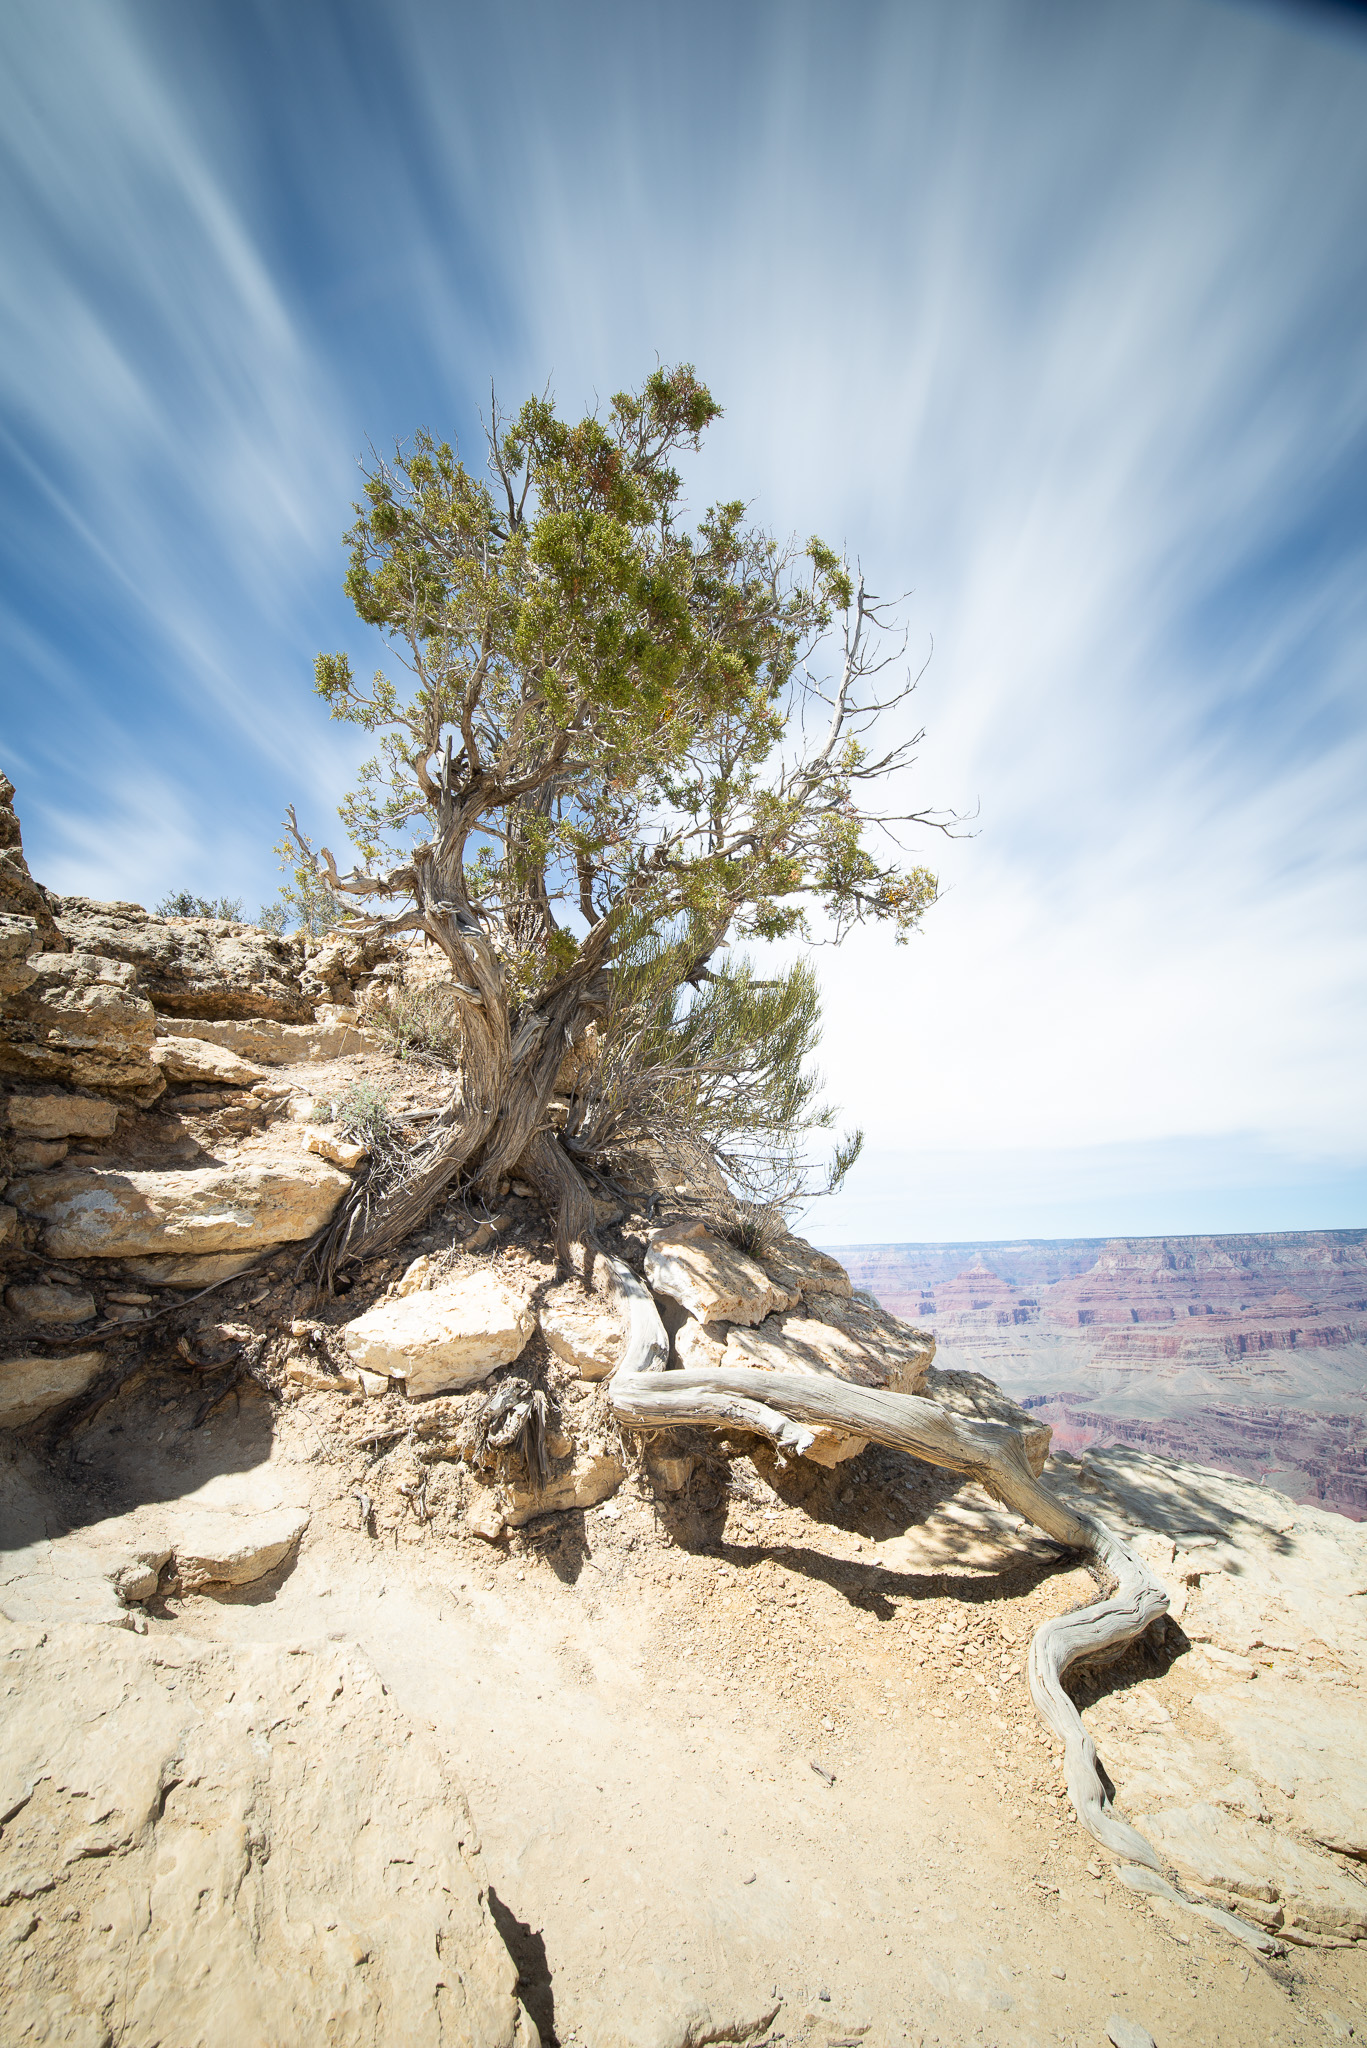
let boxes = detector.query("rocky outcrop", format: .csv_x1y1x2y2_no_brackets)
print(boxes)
0,947,163,1098
1047,1444,1367,1943
645,1223,794,1327
538,1279,623,1379
0,1348,105,1427
340,1269,537,1397
0,1623,537,2047
51,897,313,1020
0,772,60,946
8,1152,352,1259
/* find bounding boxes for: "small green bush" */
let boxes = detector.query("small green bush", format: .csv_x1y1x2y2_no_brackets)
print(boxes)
369,982,462,1066
156,889,244,921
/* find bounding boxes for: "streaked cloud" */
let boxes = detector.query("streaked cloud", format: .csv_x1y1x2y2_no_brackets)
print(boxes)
1,0,1364,1233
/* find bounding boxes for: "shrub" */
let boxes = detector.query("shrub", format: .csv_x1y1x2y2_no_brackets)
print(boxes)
156,889,244,921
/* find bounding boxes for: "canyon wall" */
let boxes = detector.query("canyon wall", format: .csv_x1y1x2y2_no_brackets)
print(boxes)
831,1232,1367,1519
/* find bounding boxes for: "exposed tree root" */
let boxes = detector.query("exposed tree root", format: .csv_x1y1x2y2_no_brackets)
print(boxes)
599,1253,1219,1892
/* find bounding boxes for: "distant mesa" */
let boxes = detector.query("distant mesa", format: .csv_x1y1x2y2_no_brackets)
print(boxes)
829,1230,1367,1520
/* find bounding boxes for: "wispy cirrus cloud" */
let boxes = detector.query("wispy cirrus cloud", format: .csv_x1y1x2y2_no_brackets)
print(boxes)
1,0,1364,1232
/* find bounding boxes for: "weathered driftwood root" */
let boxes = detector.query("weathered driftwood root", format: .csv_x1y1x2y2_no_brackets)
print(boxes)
602,1255,1165,1865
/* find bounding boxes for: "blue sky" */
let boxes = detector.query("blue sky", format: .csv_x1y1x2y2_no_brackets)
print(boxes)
2,0,1365,1242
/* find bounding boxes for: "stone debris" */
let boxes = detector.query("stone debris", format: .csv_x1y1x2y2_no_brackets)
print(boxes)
2,1092,119,1139
303,1123,369,1169
340,1270,536,1398
8,1153,352,1259
1107,2018,1158,2048
0,1348,105,1428
0,1623,536,2047
645,1222,794,1327
4,1282,96,1324
539,1279,623,1378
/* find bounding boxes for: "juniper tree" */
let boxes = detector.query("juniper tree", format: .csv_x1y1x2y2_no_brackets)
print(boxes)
286,365,945,1273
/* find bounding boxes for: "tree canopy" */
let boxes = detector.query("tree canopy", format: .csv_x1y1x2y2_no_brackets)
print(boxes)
286,365,946,1263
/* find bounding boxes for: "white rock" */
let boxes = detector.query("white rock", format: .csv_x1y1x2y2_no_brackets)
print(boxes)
340,1270,535,1398
673,1317,730,1372
303,1124,369,1169
4,1282,96,1324
925,1365,1049,1474
392,1253,434,1295
506,1449,627,1528
1141,1801,1367,1941
0,1350,104,1428
3,1093,118,1139
755,1232,853,1303
165,1014,374,1064
8,1154,351,1258
152,1033,267,1086
645,1224,793,1326
173,1505,310,1590
539,1282,623,1379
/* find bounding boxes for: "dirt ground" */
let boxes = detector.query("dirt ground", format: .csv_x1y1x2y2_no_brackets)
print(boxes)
24,1345,1366,2048
5,1037,1365,2047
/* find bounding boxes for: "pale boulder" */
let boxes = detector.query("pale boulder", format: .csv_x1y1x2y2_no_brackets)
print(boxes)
756,1232,853,1303
341,1270,536,1398
506,1449,627,1528
925,1364,1049,1475
3,1093,119,1139
7,1153,351,1258
674,1317,730,1371
173,1505,310,1590
152,1032,267,1086
5,1282,96,1324
539,1281,623,1379
304,1123,369,1169
645,1222,793,1326
0,1349,104,1428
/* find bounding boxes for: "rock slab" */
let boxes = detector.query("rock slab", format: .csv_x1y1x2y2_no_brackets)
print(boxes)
341,1270,536,1398
0,1622,536,2047
8,1153,351,1258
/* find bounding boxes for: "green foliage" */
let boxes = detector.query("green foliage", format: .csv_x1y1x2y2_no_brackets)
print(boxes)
569,932,863,1208
299,364,938,992
268,837,350,935
156,890,244,921
287,363,949,1208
